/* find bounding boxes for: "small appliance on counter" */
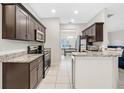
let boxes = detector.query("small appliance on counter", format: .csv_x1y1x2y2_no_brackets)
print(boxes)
87,45,99,51
27,46,38,54
27,45,44,54
37,45,44,53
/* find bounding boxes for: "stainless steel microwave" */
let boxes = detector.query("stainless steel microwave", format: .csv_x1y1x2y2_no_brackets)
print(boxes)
35,29,44,42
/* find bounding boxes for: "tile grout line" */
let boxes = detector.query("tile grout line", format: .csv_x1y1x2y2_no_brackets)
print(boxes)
65,56,72,89
55,56,70,89
63,56,71,89
55,64,59,88
38,55,72,89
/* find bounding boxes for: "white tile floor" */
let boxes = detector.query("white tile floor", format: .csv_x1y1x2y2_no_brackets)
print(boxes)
37,55,124,89
37,55,72,89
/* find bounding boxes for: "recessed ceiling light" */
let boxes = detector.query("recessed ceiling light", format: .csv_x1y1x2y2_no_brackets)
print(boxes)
51,9,56,13
74,10,79,14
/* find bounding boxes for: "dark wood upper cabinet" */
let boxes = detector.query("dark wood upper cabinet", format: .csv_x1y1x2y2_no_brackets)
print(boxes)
95,23,103,41
27,15,35,40
34,21,39,30
2,3,46,42
43,28,46,43
16,6,28,40
2,5,16,39
82,23,104,42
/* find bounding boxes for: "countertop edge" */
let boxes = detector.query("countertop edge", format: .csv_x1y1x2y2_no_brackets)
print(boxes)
2,54,44,63
71,51,122,57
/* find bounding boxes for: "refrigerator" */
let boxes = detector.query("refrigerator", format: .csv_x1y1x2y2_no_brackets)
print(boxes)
80,38,87,52
75,35,87,52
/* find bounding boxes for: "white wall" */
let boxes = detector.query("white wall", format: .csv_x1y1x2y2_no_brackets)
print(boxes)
107,4,124,32
82,9,105,30
60,23,85,35
41,18,60,65
22,3,42,23
107,4,124,46
108,31,124,46
84,4,124,47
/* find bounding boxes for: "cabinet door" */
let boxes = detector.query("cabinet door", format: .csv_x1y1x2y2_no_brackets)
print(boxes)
38,60,43,82
3,63,29,89
34,22,39,30
41,26,46,42
91,25,96,41
27,16,35,40
87,29,89,36
34,21,38,30
92,25,96,36
85,30,87,35
38,24,42,31
96,24,103,41
2,5,16,39
83,31,86,36
88,28,92,36
30,67,38,89
16,6,28,40
43,28,46,43
82,31,84,36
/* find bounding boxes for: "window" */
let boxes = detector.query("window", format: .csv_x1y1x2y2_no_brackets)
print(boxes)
61,38,70,48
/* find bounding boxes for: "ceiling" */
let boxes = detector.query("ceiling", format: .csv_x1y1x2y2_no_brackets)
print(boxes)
29,3,122,24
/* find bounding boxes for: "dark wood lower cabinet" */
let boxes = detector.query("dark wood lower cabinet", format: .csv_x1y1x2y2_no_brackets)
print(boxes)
3,56,43,89
38,62,43,82
30,67,38,89
3,63,29,89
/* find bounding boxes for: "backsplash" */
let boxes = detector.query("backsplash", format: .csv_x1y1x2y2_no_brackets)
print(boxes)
93,42,103,49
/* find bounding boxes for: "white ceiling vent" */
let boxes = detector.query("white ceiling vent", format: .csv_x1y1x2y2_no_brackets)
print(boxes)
107,14,114,18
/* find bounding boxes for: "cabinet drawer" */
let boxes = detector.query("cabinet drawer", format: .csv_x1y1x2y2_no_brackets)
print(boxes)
30,57,41,70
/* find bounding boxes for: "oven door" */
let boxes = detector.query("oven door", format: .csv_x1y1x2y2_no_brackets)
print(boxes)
45,53,50,66
43,52,50,78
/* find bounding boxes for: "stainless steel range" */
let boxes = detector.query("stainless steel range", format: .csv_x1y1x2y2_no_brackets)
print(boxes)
43,48,51,78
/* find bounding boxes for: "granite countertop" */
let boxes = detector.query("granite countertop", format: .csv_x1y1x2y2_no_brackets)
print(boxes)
72,50,122,57
3,54,43,63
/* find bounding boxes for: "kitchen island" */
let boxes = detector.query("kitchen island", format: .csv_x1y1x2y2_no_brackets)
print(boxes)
71,51,122,89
